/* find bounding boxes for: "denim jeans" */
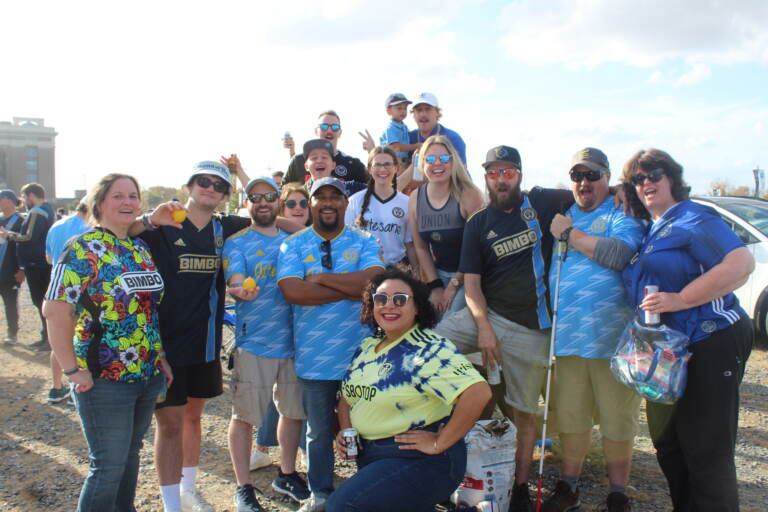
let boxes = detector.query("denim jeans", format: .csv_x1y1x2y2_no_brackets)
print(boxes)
436,268,466,315
326,422,467,512
298,378,340,497
74,373,164,512
256,399,307,451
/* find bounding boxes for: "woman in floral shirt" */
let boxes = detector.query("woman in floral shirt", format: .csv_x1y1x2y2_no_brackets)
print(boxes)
43,173,172,511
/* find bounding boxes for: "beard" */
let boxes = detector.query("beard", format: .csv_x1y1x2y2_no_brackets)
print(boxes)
250,208,278,227
317,213,340,232
489,182,522,211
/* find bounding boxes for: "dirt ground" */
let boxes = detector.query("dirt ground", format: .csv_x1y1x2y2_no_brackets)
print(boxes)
1,283,766,511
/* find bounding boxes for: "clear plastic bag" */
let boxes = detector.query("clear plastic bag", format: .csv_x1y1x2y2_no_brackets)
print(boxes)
610,317,691,404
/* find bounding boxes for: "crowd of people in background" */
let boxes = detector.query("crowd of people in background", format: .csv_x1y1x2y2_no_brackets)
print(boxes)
0,91,756,512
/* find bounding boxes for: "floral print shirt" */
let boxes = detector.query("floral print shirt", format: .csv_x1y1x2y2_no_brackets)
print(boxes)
46,228,164,382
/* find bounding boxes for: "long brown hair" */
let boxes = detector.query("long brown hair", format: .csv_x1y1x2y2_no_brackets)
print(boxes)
88,173,141,225
357,146,399,228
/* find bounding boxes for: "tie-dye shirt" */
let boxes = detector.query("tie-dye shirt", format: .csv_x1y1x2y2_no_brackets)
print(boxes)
341,326,485,440
46,228,164,382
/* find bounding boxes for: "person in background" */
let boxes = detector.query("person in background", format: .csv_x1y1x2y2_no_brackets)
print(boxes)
345,146,417,269
0,182,55,351
378,93,421,166
327,267,491,512
621,148,754,512
43,173,173,512
272,171,285,188
43,199,91,403
0,190,24,345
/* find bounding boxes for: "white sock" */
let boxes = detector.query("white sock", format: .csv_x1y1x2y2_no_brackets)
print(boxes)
160,483,181,512
180,466,198,493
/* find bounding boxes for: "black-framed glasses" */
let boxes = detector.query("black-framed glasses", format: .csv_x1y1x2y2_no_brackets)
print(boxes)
320,240,332,270
424,154,452,164
486,168,519,180
629,168,665,186
372,162,395,169
318,123,341,132
247,192,279,203
285,199,308,209
372,292,411,307
194,176,230,193
569,169,605,182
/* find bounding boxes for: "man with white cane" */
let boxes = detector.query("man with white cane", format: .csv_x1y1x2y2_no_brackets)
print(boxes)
539,148,644,512
436,146,573,511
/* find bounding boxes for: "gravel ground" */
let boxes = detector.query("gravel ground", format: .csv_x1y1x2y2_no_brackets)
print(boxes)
1,283,766,511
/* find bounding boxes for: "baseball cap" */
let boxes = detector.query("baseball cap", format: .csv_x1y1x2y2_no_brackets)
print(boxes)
309,177,347,198
570,147,609,173
482,145,522,170
303,139,334,159
0,189,20,205
189,161,231,189
412,92,439,108
245,176,280,194
385,93,412,108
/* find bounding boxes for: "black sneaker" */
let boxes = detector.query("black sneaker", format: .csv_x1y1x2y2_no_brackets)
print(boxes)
47,387,71,404
272,470,311,502
234,484,265,512
510,482,532,512
30,339,50,351
606,491,631,512
541,480,580,512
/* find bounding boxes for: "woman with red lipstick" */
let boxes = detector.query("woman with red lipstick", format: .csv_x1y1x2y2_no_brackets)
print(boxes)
326,266,491,512
620,149,754,512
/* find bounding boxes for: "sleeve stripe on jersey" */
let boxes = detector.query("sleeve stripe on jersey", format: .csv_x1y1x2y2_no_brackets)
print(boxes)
45,263,67,300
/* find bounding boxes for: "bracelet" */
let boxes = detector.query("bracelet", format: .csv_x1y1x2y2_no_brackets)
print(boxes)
433,437,441,453
142,212,158,231
560,226,574,242
426,279,444,291
63,366,80,376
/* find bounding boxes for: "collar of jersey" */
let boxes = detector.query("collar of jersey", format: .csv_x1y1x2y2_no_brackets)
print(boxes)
311,225,346,243
373,324,420,355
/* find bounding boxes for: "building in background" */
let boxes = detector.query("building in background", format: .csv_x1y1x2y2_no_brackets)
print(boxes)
0,117,57,197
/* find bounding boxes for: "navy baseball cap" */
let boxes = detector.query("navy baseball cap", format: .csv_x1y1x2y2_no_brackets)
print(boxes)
0,189,20,205
385,93,412,108
303,139,334,159
483,145,522,170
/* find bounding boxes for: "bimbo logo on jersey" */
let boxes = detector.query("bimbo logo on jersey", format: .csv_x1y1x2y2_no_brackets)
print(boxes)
119,271,164,294
178,254,221,273
491,229,538,259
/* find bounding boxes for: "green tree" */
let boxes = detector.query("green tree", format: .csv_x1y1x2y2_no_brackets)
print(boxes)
142,186,186,210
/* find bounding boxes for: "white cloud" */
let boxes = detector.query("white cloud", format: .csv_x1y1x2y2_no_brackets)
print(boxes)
674,62,712,86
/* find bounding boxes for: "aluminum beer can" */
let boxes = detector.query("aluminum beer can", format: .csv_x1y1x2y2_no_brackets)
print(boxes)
342,428,358,460
476,500,500,512
644,285,660,325
486,362,501,385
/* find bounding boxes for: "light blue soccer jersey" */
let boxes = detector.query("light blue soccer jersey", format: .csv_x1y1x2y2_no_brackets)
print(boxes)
380,119,410,159
223,228,293,358
277,226,384,380
46,215,90,265
550,197,644,359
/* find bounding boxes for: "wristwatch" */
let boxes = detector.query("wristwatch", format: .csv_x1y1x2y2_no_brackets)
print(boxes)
560,226,574,242
449,277,462,288
142,212,158,231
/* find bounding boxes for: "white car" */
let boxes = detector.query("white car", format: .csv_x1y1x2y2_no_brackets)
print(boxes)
692,196,768,335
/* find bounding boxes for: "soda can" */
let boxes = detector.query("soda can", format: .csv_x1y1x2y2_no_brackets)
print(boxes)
486,362,501,385
476,500,500,512
342,428,358,460
644,285,660,325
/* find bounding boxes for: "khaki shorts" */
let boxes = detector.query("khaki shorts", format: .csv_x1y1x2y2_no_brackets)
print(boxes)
554,356,640,441
231,349,305,426
435,307,549,414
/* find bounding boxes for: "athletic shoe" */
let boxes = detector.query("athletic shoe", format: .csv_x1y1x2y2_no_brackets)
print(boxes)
233,484,265,512
606,491,631,512
249,448,272,470
180,489,214,512
510,482,532,512
541,480,580,512
297,494,327,512
47,387,71,404
30,339,50,351
3,336,17,345
271,470,310,502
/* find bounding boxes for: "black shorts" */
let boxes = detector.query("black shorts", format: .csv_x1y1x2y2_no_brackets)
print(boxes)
155,360,223,409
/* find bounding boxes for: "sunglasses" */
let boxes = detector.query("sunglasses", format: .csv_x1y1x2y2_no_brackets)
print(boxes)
318,123,341,132
372,292,411,307
424,154,452,164
629,168,665,186
285,199,308,209
320,240,332,270
569,169,605,182
194,176,230,193
486,168,519,180
248,192,279,203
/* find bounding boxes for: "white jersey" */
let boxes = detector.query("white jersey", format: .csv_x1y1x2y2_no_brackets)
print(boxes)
345,189,412,265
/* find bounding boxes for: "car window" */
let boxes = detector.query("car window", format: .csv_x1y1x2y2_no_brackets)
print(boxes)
721,217,758,245
718,202,768,237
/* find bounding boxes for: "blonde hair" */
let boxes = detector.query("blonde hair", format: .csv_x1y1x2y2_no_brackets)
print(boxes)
418,135,477,202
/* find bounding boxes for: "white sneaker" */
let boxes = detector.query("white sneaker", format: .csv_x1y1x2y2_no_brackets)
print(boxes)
180,489,214,512
249,449,272,471
297,494,327,512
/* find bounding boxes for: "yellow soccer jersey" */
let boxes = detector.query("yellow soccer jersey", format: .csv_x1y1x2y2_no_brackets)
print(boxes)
341,326,485,440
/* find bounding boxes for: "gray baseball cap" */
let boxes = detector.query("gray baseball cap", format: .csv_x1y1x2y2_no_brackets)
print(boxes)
570,147,609,173
245,176,280,194
309,177,347,198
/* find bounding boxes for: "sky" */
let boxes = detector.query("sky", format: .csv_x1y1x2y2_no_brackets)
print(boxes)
2,0,767,198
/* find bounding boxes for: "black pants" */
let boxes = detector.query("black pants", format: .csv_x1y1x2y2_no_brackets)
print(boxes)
646,316,753,512
25,264,52,341
0,284,19,337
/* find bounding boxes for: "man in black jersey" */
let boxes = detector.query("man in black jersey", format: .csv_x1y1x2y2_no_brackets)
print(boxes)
284,110,368,186
136,161,250,512
436,146,573,512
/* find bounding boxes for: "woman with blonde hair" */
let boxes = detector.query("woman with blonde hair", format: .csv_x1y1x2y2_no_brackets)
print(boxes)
408,135,483,313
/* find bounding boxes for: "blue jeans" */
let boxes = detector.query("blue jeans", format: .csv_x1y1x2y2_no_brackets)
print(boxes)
256,400,307,450
326,422,466,512
437,268,466,314
74,374,164,512
298,378,340,497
